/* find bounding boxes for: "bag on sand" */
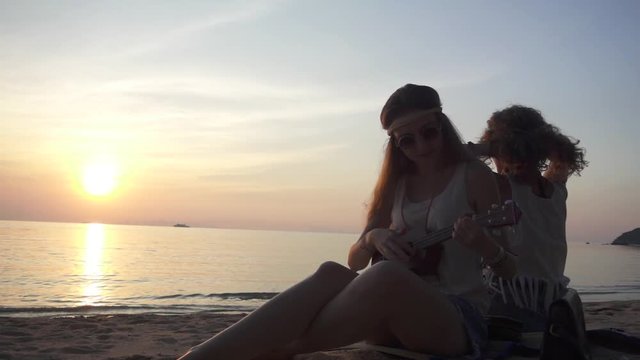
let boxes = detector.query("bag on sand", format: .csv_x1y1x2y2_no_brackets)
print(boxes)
540,288,591,360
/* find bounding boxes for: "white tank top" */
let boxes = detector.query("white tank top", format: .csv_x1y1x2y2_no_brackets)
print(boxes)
390,162,491,313
511,178,568,281
488,177,569,312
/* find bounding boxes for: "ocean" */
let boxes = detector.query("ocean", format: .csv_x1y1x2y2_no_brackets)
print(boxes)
1,220,639,317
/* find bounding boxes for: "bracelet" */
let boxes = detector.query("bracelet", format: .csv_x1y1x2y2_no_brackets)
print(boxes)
484,245,507,267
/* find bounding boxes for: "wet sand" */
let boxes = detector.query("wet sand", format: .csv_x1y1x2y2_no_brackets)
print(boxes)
1,301,639,360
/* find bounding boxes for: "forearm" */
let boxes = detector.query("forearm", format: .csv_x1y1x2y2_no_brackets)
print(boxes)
478,230,517,279
486,248,517,279
347,233,374,271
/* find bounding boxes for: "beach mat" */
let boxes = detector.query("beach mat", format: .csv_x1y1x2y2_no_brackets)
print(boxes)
338,336,543,360
296,330,640,360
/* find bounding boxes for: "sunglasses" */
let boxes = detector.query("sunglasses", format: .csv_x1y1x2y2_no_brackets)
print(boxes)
394,124,442,150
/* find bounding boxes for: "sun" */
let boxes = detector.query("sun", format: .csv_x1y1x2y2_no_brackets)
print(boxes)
82,162,119,196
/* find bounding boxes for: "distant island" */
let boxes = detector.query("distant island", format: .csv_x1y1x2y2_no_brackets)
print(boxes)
173,223,190,228
612,228,640,245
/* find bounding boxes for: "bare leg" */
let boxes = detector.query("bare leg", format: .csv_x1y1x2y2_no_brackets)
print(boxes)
178,261,358,360
284,261,470,357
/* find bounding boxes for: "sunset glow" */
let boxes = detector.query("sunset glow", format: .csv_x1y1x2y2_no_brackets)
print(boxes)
0,1,638,240
82,223,105,305
82,162,119,197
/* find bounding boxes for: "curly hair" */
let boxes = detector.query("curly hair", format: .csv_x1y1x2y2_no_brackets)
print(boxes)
480,105,587,176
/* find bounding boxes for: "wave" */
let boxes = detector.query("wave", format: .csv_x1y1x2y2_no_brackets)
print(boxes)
0,305,157,314
574,285,640,294
5,286,639,317
573,285,640,302
151,292,279,301
0,303,258,316
0,292,279,316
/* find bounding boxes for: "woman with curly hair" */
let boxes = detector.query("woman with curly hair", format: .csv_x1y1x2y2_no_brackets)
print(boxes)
469,105,587,330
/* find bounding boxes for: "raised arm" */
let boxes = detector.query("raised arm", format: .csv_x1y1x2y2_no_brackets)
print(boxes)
544,132,587,184
543,159,570,184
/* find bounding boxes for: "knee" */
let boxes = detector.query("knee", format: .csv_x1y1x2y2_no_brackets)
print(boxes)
368,261,412,282
357,261,416,296
314,261,356,279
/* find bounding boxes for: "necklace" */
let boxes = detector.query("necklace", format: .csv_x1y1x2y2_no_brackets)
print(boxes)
416,190,443,278
424,196,435,234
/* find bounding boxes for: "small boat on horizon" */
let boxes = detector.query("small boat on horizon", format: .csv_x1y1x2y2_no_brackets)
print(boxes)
173,223,190,228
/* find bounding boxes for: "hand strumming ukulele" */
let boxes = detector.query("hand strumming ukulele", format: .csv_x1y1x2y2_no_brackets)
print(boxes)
372,201,521,276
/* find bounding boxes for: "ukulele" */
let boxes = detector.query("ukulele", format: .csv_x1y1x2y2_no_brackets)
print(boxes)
372,200,522,275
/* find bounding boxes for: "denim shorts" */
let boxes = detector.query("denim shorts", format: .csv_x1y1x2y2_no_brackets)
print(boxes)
444,295,488,360
488,298,547,332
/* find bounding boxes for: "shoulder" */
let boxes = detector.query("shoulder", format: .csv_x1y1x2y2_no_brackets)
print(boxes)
464,160,501,210
465,159,495,184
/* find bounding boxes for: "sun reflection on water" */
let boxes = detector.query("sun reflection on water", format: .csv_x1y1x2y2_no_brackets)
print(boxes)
82,223,105,305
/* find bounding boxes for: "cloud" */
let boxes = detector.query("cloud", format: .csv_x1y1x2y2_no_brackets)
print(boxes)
199,142,347,177
96,76,312,103
120,0,286,58
85,76,379,129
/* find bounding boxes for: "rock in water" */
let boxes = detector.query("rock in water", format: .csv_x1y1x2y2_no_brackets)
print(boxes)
612,228,640,245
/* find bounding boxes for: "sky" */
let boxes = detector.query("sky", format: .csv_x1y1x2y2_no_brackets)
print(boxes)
1,0,639,243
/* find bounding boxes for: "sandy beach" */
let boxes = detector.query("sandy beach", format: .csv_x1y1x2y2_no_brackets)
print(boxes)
1,301,639,360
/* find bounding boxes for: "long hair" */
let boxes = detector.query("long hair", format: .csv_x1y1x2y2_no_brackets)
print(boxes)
480,105,587,175
366,84,472,226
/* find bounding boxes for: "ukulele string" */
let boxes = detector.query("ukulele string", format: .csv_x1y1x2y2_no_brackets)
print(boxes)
413,212,496,248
